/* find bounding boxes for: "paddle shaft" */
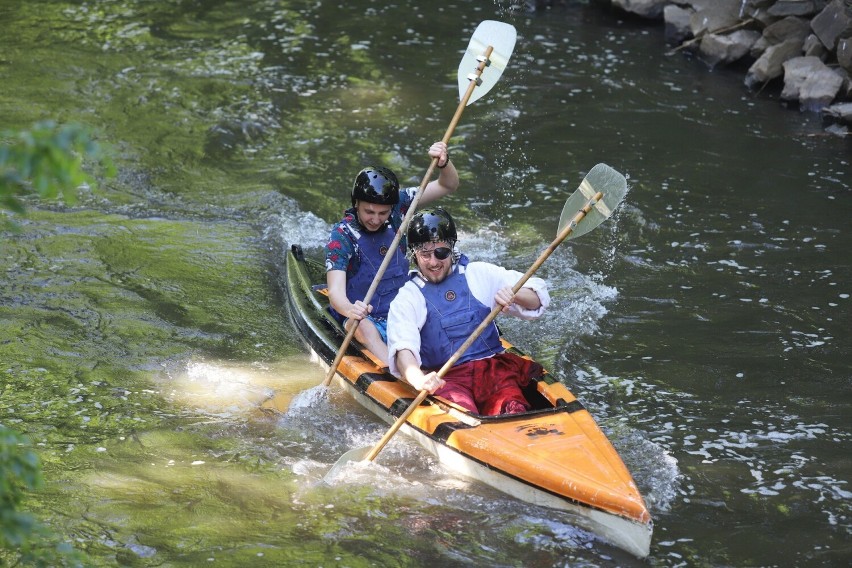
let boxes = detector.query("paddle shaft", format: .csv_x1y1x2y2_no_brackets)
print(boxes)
363,191,605,462
322,46,495,388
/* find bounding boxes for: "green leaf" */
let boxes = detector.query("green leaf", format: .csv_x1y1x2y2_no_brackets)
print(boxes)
0,121,114,222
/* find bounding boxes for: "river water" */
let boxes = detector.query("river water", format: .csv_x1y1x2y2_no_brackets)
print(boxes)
1,1,849,566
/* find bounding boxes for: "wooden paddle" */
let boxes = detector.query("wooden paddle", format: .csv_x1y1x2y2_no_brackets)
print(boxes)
324,164,629,480
321,20,517,388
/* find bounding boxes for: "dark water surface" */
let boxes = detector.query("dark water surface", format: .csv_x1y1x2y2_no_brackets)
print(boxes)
1,1,849,566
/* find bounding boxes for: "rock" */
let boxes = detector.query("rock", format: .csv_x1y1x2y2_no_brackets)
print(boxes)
745,0,779,8
811,0,852,50
803,33,829,56
763,16,813,43
824,122,849,136
839,37,852,72
689,0,743,37
751,16,812,57
751,35,772,58
781,55,844,110
822,101,852,124
699,30,762,67
768,1,823,18
673,0,712,7
835,66,852,97
611,0,668,19
744,0,784,27
664,5,694,44
745,38,805,87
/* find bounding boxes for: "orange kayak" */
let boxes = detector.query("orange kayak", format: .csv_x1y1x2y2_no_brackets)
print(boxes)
284,245,653,557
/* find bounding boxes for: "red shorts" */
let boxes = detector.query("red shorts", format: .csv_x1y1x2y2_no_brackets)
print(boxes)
433,352,542,416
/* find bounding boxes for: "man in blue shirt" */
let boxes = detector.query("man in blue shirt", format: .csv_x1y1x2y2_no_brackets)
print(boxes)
325,142,458,362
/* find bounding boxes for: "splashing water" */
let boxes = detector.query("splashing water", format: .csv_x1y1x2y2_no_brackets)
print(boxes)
286,384,329,412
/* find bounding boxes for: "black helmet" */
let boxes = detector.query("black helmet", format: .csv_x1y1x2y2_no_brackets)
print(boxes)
407,208,457,250
351,166,399,207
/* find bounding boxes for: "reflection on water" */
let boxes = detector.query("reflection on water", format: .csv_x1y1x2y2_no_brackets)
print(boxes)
162,356,323,417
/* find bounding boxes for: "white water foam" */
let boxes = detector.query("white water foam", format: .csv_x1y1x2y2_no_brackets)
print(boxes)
264,199,329,252
286,384,329,412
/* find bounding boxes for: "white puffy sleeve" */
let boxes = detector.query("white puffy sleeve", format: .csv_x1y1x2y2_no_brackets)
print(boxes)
386,280,428,377
466,261,549,320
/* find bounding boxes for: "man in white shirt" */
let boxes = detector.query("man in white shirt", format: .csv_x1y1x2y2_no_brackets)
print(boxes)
387,208,550,415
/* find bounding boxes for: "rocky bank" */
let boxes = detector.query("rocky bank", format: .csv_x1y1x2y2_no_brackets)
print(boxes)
527,0,852,135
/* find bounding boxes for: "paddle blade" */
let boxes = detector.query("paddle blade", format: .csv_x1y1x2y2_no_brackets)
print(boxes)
557,163,628,239
458,20,516,106
323,446,372,484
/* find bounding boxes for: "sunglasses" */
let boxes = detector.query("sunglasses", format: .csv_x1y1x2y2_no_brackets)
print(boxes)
415,246,452,260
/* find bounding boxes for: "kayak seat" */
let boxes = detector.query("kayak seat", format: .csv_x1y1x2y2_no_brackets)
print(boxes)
522,375,553,411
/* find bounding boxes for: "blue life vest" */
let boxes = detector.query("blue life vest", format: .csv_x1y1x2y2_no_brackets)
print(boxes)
333,219,408,322
413,255,504,370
